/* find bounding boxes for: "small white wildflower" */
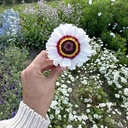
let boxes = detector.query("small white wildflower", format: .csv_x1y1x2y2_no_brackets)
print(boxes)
56,82,60,86
66,125,73,128
86,109,90,113
98,12,102,16
115,109,122,115
115,82,122,88
55,109,60,115
106,102,113,109
70,76,75,81
74,104,78,108
82,80,87,85
112,111,116,114
84,98,92,103
112,56,118,62
67,88,72,92
99,103,106,107
82,114,88,120
110,32,115,38
92,124,98,128
99,66,106,74
77,116,82,121
50,100,58,108
69,113,74,121
108,80,113,85
61,84,67,88
67,3,72,8
78,124,82,128
67,80,71,84
115,94,120,98
58,115,61,120
73,111,76,115
87,104,91,107
111,0,115,2
93,114,99,119
126,116,128,121
124,88,128,96
100,125,104,128
82,121,86,124
89,0,92,5
108,23,111,26
121,77,127,83
50,114,54,119
117,122,123,127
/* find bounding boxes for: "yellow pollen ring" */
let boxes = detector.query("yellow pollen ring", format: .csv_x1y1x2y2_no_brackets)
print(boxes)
58,37,79,58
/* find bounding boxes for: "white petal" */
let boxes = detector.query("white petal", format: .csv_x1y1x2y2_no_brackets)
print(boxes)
78,52,89,62
75,53,86,62
47,37,59,45
57,24,66,36
53,57,63,66
69,60,76,70
65,24,73,35
61,58,71,67
70,25,78,37
54,28,62,38
77,62,84,67
81,43,91,49
48,52,59,60
79,36,91,44
73,57,84,67
76,28,86,39
46,45,56,50
82,48,93,54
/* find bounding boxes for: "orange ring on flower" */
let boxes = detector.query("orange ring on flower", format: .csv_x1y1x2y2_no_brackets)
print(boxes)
57,35,80,59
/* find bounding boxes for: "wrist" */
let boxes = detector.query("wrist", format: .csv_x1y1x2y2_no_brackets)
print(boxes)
23,97,48,117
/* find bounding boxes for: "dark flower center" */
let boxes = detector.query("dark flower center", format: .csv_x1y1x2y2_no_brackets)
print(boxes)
57,35,80,59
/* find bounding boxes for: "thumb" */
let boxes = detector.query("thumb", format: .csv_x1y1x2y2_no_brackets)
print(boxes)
48,66,66,82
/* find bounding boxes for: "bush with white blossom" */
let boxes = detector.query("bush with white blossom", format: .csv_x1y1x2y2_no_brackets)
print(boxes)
47,38,128,128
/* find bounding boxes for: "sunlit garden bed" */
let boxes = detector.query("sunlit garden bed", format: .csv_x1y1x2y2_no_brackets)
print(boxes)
0,0,128,128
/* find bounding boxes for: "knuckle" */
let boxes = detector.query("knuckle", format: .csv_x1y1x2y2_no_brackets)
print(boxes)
21,65,33,78
41,50,47,55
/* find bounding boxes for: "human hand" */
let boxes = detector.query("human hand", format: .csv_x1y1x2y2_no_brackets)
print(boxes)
21,50,66,117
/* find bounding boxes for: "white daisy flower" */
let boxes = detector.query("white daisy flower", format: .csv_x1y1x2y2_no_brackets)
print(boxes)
46,23,92,70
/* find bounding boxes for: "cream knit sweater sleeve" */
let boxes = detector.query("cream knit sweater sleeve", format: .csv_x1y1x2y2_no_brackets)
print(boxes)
0,101,50,128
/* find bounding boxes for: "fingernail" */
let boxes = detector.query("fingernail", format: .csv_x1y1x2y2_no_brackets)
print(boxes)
60,66,67,71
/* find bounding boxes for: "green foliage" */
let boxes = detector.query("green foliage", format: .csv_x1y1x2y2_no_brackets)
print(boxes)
101,31,126,52
64,0,128,65
20,12,45,49
0,45,28,119
20,1,82,49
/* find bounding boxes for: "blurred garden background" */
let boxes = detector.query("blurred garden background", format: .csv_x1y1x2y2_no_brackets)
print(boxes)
0,0,128,127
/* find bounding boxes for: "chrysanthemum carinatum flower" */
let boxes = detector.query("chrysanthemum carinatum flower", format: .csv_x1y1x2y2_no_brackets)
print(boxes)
46,24,92,70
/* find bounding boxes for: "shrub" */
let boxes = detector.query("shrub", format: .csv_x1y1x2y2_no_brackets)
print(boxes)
64,0,128,65
0,45,28,119
20,1,82,49
47,39,128,128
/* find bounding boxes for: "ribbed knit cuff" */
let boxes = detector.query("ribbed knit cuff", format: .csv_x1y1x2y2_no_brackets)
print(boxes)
0,101,50,128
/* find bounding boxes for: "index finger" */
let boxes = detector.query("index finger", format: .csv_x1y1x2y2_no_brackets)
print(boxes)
32,50,48,65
